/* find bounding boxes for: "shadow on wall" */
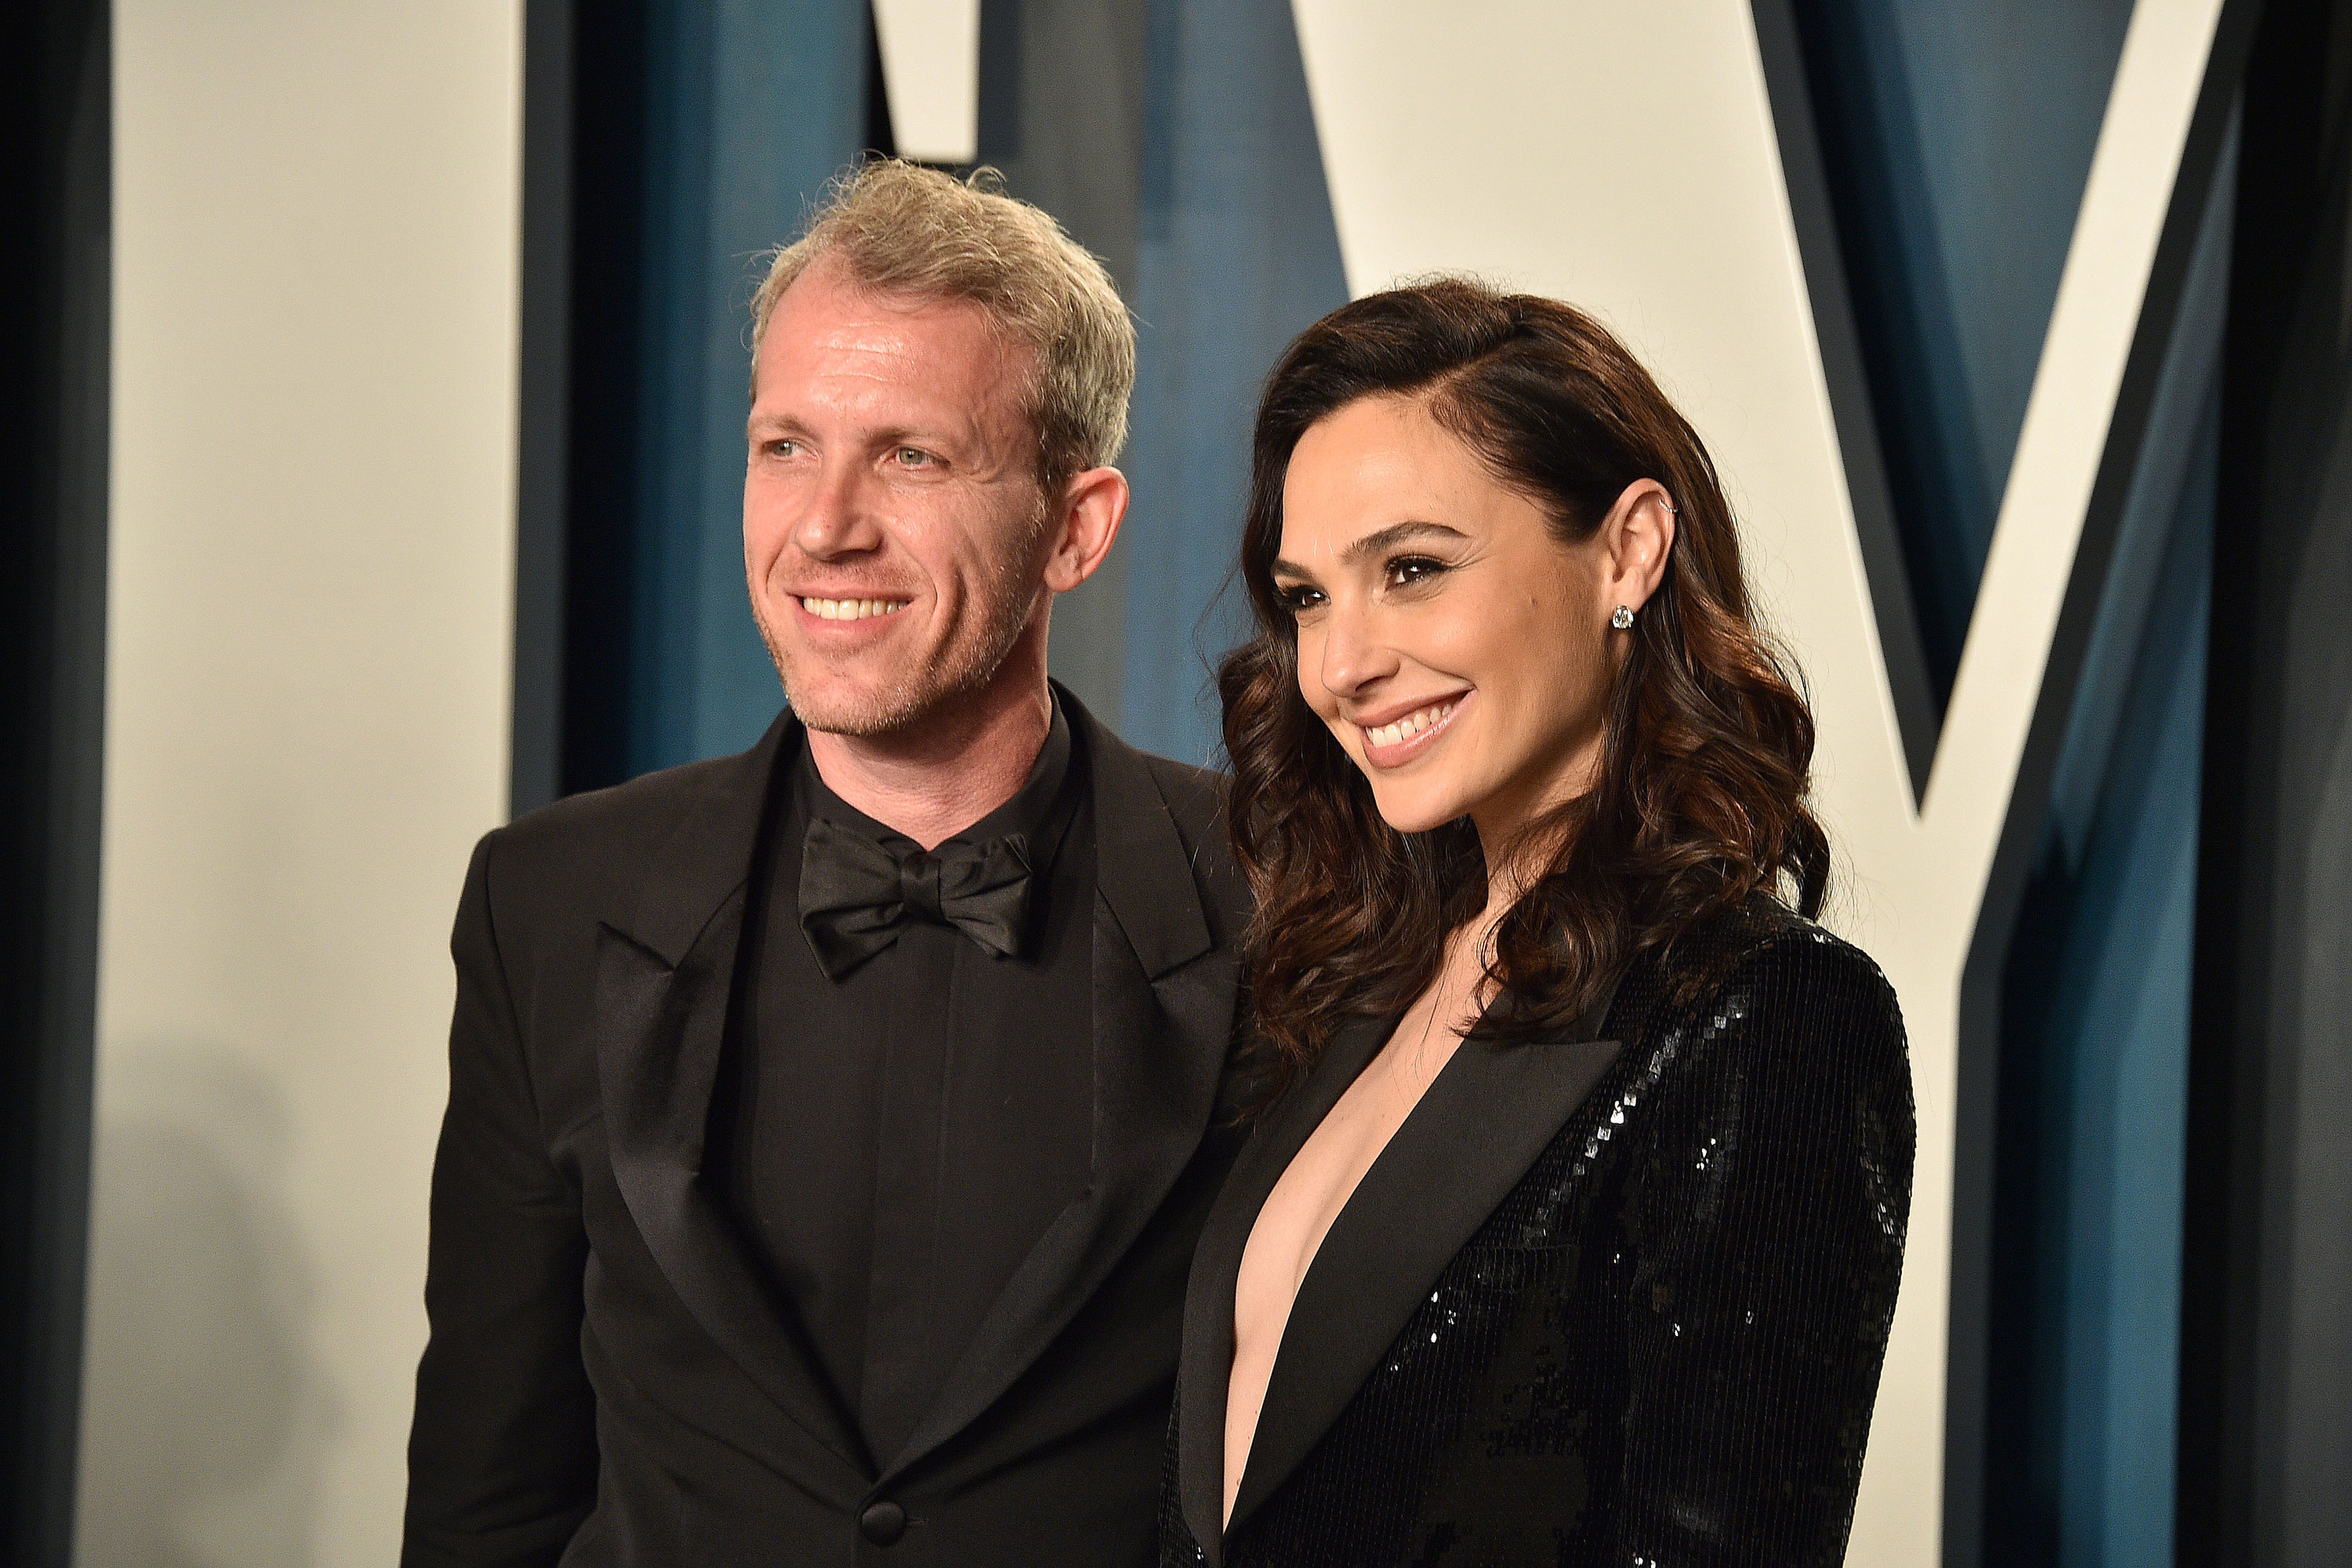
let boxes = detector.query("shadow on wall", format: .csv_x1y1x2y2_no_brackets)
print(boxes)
78,1051,339,1568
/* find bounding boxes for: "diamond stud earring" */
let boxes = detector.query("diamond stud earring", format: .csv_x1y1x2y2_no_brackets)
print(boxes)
1610,604,1635,630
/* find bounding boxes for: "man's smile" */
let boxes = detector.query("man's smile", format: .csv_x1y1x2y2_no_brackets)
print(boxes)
796,595,909,622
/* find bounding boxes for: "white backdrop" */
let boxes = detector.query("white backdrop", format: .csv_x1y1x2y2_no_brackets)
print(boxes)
79,4,521,1563
1285,0,2222,1559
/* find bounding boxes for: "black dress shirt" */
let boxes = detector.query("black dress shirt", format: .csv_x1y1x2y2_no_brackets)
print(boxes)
716,702,1096,1468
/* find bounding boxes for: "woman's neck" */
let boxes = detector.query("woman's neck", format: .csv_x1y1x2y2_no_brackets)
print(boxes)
1472,820,1567,926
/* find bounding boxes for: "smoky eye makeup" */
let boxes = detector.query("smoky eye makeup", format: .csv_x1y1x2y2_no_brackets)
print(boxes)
1272,579,1325,614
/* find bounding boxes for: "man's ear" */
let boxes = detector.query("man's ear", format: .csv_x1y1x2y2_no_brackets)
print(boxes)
1599,477,1676,615
1044,466,1129,593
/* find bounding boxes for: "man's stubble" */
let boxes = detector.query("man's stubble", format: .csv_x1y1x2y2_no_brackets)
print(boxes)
754,497,1055,740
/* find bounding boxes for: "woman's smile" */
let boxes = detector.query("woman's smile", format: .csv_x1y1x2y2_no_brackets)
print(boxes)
1351,691,1470,768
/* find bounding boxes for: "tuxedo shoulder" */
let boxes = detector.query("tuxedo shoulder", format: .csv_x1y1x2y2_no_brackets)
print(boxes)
1087,741,1247,945
1131,751,1230,845
1742,921,1900,1029
465,745,767,932
1667,895,1876,983
494,751,742,859
1132,752,1243,897
1659,898,1908,1073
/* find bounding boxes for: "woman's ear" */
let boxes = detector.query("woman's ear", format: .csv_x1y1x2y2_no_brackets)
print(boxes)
1599,477,1676,617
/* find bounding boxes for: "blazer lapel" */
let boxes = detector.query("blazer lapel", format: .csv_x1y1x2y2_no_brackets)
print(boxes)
884,696,1239,1481
1176,1014,1393,1563
593,709,872,1489
1185,984,1625,1550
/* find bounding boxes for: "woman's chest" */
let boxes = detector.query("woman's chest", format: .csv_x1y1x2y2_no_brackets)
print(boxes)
1236,1021,1460,1332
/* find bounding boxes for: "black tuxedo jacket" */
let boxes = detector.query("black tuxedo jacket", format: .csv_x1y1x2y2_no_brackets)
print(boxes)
1167,900,1913,1567
402,694,1249,1568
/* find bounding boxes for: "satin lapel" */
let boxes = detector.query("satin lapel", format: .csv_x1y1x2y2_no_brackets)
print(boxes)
1222,1023,1622,1534
1174,1014,1395,1566
884,703,1235,1481
593,710,871,1486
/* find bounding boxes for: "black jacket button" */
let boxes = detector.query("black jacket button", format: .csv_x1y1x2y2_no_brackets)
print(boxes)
859,1500,907,1545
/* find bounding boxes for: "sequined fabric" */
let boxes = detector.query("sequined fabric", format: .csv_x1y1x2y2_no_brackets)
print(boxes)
1163,899,1915,1566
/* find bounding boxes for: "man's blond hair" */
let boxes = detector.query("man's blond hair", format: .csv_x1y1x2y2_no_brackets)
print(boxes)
751,159,1135,488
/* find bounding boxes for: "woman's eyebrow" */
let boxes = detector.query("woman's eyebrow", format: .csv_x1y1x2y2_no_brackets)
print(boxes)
1338,520,1467,564
1271,521,1468,583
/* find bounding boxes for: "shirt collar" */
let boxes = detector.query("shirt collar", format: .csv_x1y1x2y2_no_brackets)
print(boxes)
794,692,1079,866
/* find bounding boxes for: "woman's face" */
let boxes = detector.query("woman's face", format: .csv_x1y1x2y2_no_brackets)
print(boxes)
1272,394,1664,845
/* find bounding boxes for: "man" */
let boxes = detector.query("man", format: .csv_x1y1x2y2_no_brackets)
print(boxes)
403,161,1246,1566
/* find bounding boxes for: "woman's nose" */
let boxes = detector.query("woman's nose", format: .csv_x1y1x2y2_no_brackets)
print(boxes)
1316,602,1399,698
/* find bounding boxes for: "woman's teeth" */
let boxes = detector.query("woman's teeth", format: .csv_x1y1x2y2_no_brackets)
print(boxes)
1363,700,1455,750
800,597,906,621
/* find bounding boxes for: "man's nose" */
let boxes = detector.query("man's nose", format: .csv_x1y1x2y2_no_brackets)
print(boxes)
793,463,884,560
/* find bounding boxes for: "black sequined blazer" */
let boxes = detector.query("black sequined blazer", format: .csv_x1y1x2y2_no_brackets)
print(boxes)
1164,898,1914,1567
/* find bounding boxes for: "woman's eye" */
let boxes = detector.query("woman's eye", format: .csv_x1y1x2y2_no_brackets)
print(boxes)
1274,583,1325,614
1387,555,1446,587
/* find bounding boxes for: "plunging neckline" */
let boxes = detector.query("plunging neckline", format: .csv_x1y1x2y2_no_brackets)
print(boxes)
1221,993,1479,1525
1174,1002,1624,1558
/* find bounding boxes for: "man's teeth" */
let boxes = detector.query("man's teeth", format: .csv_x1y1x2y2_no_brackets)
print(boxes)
800,597,906,621
1364,701,1456,749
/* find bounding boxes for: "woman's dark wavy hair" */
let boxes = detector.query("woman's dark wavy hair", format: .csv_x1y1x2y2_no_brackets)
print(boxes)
1221,278,1829,1091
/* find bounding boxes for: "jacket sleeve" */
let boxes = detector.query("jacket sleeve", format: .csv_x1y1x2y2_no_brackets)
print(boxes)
402,832,598,1567
1613,930,1915,1566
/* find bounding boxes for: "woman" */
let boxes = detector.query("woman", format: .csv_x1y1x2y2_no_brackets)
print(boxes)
1164,280,1913,1567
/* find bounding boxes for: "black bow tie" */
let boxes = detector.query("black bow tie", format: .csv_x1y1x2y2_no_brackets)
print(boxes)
797,814,1034,980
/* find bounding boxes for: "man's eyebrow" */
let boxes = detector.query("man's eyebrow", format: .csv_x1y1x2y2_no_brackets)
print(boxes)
745,412,970,450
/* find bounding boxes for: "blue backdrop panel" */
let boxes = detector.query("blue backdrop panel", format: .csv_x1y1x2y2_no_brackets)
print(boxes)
1795,0,2134,702
630,0,868,777
1116,0,1348,766
1983,123,2230,1566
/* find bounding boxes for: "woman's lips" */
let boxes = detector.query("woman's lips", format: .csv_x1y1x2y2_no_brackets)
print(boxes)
1355,692,1469,768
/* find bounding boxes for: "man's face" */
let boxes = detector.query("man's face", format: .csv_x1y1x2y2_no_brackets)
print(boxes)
744,261,1054,738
